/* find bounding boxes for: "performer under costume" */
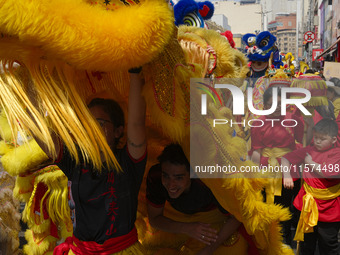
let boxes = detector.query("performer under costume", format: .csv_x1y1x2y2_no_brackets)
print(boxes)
55,143,147,254
146,164,256,255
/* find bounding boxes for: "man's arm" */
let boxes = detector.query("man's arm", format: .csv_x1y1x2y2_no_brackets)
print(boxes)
147,203,218,245
127,73,146,160
197,216,241,255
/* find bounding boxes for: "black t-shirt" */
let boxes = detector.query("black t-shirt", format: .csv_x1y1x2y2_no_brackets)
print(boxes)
56,146,146,244
146,164,228,215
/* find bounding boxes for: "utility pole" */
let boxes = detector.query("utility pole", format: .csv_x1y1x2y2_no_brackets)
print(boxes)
296,0,301,64
307,0,313,67
255,1,271,31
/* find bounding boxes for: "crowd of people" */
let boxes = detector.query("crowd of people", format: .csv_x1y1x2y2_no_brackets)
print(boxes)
248,74,340,255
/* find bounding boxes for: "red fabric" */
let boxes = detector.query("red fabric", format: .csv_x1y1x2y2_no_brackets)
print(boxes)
284,146,340,222
251,113,304,163
220,30,235,49
53,227,138,255
238,225,260,255
336,112,340,148
54,237,73,255
34,183,49,220
50,221,59,239
126,145,147,163
313,110,323,125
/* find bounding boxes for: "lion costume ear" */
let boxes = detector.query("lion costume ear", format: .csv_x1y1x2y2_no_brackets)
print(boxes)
197,1,214,20
242,33,256,47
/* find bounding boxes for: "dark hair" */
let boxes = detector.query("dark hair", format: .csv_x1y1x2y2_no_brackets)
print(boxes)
330,77,340,87
157,144,190,172
319,74,326,80
315,100,335,120
327,78,340,97
88,98,125,128
263,87,281,106
313,118,338,137
305,69,314,74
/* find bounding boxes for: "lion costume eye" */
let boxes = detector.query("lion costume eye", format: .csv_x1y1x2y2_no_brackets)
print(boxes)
259,37,270,47
183,13,202,27
247,37,256,46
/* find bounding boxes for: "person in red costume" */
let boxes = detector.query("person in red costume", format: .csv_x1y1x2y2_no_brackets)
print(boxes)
250,86,305,245
283,118,340,255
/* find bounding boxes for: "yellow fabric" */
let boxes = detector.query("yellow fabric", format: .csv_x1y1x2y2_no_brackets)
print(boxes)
290,75,328,107
294,181,340,241
333,98,340,119
68,241,146,255
261,147,292,204
138,206,248,255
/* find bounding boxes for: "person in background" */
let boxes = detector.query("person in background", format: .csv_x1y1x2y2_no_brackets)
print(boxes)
283,118,340,255
250,86,305,246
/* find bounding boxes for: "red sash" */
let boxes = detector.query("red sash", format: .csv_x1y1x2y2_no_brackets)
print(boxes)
53,227,138,255
239,225,260,255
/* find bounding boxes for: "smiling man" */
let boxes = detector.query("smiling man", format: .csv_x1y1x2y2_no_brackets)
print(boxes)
146,144,254,255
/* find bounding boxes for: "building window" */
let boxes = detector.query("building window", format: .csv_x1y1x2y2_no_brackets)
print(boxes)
288,21,292,26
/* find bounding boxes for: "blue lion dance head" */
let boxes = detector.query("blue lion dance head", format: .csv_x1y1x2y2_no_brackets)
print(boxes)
170,0,214,28
242,31,283,68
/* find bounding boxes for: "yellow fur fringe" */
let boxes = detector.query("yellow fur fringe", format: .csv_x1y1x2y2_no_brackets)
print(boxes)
0,109,13,141
13,175,35,202
23,229,57,255
0,0,174,71
0,65,119,171
1,139,48,176
0,140,13,155
22,166,71,233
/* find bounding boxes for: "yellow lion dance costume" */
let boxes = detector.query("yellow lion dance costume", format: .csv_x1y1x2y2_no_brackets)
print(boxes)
0,0,293,254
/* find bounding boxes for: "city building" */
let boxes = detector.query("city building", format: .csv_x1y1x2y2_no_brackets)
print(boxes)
267,13,297,54
212,1,262,34
260,0,298,23
210,14,232,31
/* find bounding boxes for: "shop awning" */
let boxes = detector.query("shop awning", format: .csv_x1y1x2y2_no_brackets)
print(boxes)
317,37,340,59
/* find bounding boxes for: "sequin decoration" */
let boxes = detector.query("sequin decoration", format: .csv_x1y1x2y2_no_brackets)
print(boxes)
146,35,186,117
223,232,240,246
